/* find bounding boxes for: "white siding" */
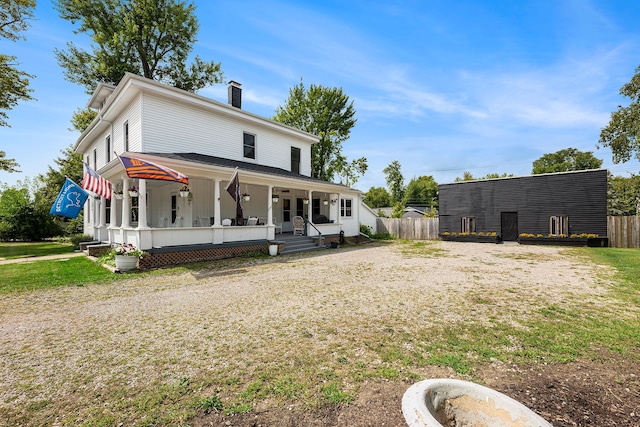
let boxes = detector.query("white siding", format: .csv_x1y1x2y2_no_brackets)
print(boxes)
140,93,313,175
112,95,142,154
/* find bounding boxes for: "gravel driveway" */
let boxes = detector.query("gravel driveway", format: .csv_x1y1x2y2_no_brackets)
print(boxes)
0,241,617,425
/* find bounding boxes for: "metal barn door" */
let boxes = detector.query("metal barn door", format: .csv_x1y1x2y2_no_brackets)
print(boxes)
501,212,518,242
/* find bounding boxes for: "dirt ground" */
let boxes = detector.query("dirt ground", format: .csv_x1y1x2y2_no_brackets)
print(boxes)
194,352,639,426
2,241,639,426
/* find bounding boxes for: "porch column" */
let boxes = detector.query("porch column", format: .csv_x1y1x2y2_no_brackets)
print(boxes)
121,177,131,228
213,178,221,226
308,190,313,221
137,179,149,229
108,185,119,229
267,186,274,226
99,196,107,227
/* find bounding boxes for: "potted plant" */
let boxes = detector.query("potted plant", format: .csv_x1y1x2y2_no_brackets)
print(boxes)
112,243,145,271
272,194,279,203
302,196,309,205
323,199,329,206
113,187,123,200
179,185,191,198
242,193,251,202
128,185,138,197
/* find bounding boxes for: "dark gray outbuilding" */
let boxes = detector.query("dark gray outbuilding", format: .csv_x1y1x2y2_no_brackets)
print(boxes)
438,169,608,241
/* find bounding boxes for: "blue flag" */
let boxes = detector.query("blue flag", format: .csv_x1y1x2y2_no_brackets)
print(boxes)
50,178,89,219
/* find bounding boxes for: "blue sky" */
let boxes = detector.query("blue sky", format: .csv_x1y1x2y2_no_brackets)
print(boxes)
2,0,640,192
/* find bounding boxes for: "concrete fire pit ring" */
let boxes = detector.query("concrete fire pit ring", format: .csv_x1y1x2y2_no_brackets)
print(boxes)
402,378,553,427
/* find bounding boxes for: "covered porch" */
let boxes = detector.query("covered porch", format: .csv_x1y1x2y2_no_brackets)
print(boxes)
88,155,349,250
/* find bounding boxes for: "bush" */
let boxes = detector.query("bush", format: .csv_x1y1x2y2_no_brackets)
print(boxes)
360,224,374,236
68,234,94,249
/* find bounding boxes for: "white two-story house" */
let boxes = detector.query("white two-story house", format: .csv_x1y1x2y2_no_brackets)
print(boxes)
74,73,374,266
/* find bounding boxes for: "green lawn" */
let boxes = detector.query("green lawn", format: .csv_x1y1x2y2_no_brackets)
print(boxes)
0,256,119,293
0,242,76,259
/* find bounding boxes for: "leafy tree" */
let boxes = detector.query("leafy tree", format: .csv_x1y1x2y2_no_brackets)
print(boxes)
333,154,368,186
0,150,19,172
455,171,513,181
532,148,602,174
403,175,438,207
0,0,35,128
36,145,84,235
363,186,391,208
383,160,405,204
70,107,97,132
599,65,640,163
273,79,359,181
54,0,223,94
608,174,640,216
37,145,83,209
0,180,62,241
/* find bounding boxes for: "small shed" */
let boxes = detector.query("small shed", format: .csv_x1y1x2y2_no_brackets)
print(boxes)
438,169,608,241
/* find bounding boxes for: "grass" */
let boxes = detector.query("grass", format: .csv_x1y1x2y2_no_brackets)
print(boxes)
0,241,76,259
0,256,118,293
2,242,639,426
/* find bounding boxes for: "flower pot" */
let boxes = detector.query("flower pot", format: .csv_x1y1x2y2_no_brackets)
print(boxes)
272,196,279,203
114,194,123,200
115,255,138,271
128,191,138,197
303,199,309,205
242,195,250,202
323,200,328,206
180,191,189,198
269,244,278,256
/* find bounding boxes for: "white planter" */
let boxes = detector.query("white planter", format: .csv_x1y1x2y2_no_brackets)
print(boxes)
402,378,552,427
128,191,138,197
269,244,278,256
303,199,309,205
115,255,138,271
180,191,190,198
242,195,251,202
323,200,328,205
114,194,123,200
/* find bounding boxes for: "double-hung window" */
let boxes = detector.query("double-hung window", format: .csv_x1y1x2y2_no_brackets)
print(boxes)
341,199,352,217
549,216,568,236
124,122,129,151
105,136,111,162
243,132,256,159
462,217,476,233
291,147,301,173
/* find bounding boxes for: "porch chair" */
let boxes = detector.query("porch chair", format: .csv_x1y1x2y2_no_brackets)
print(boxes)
172,216,183,228
222,218,232,226
246,217,258,226
292,216,305,236
157,217,168,228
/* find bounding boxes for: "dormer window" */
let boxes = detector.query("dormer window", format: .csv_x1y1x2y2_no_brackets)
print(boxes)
243,132,255,159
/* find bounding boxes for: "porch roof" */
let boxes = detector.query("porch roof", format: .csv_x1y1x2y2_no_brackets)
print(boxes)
145,152,356,190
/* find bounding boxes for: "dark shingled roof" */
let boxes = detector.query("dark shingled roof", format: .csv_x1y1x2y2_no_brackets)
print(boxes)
145,152,350,188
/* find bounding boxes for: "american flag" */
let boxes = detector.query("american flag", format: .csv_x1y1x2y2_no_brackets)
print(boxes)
119,154,189,185
82,163,112,199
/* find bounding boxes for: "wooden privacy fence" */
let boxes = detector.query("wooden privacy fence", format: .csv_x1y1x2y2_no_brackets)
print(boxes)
377,216,640,248
607,216,640,248
376,217,439,240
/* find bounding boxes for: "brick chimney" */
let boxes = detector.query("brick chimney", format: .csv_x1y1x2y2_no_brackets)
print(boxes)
228,81,242,109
